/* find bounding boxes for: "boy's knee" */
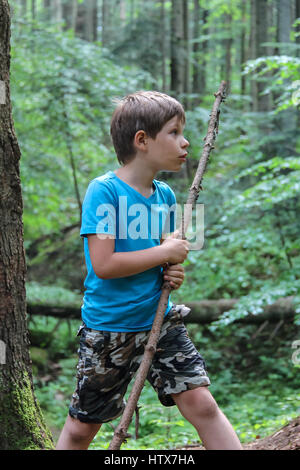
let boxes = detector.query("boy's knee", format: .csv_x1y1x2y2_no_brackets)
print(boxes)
66,415,101,443
196,392,219,419
173,387,219,421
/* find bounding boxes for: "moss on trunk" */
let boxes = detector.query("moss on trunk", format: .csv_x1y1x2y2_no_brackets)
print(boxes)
0,371,54,450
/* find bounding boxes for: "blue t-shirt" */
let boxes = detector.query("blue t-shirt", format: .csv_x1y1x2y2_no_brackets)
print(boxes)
80,170,177,332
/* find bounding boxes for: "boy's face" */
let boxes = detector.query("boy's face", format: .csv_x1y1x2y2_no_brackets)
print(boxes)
145,116,189,172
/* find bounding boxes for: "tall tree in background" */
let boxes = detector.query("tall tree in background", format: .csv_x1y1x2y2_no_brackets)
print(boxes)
62,0,78,32
0,0,53,450
275,0,297,154
161,0,167,92
222,12,233,94
183,0,190,108
76,0,97,41
296,0,300,55
240,0,247,99
277,0,291,50
170,0,184,96
250,0,271,112
192,2,208,104
102,0,110,47
192,0,201,100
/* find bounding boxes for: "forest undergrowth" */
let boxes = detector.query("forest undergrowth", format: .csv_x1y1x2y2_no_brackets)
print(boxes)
29,315,300,450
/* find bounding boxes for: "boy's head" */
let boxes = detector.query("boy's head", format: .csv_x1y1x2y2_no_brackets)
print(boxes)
110,91,185,165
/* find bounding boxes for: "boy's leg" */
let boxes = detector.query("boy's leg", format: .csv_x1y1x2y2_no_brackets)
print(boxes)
56,415,102,450
172,387,243,450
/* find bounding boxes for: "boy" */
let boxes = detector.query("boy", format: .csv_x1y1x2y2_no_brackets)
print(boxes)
56,91,242,450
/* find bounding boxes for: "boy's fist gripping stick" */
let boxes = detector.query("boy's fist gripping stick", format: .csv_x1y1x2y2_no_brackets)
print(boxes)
109,81,227,450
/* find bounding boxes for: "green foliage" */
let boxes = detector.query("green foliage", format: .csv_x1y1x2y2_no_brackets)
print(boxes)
243,55,300,111
9,2,300,450
11,22,155,240
28,314,79,361
30,318,299,449
26,281,81,308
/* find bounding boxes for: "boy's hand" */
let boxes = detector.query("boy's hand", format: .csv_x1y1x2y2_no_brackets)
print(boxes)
163,264,185,290
160,231,190,265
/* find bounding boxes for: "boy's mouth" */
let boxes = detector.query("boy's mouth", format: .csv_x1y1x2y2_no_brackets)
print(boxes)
178,153,188,161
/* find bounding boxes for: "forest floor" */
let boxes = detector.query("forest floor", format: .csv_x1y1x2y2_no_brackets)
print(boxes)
177,416,300,450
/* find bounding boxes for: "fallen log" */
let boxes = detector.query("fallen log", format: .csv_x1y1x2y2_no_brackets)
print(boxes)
185,296,296,324
26,296,296,324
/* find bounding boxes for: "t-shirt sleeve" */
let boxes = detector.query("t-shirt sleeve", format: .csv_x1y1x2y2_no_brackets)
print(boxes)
80,179,117,238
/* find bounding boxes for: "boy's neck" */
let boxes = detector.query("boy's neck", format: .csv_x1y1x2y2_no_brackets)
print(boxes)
114,158,157,196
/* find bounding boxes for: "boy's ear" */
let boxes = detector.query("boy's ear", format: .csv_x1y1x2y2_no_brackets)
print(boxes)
134,130,148,151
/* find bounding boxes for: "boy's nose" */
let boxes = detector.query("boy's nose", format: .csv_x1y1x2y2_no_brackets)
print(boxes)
182,137,190,148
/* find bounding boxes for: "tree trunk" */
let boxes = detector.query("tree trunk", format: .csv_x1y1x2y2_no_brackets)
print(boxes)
255,0,271,112
120,0,126,24
275,0,297,155
53,0,63,29
277,0,292,50
296,0,300,55
249,0,272,111
170,0,184,96
21,0,27,17
199,8,208,99
192,0,200,103
84,0,97,42
240,0,246,99
102,0,110,47
62,0,78,31
222,13,233,95
0,0,53,450
31,0,36,20
249,0,258,111
183,0,190,109
161,0,167,92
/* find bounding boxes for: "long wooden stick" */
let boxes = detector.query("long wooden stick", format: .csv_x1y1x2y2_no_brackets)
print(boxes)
109,81,227,450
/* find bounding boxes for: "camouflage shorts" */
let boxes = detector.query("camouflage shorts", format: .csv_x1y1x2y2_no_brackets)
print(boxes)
69,305,210,423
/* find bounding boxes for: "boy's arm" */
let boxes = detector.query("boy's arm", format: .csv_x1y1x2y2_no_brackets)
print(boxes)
87,234,189,279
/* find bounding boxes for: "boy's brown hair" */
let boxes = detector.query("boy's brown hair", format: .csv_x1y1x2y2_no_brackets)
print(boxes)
110,91,185,165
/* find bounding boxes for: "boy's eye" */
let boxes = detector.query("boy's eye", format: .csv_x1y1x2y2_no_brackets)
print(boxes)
171,129,178,134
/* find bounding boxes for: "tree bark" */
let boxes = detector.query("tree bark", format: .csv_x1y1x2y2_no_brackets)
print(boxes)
198,8,209,100
296,0,300,55
0,0,53,450
192,0,200,102
240,0,247,99
84,0,97,42
102,0,109,47
275,0,297,155
161,0,167,92
183,0,190,109
170,0,184,96
249,0,258,111
223,13,232,95
255,0,271,112
62,0,78,31
277,0,292,50
21,0,27,17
